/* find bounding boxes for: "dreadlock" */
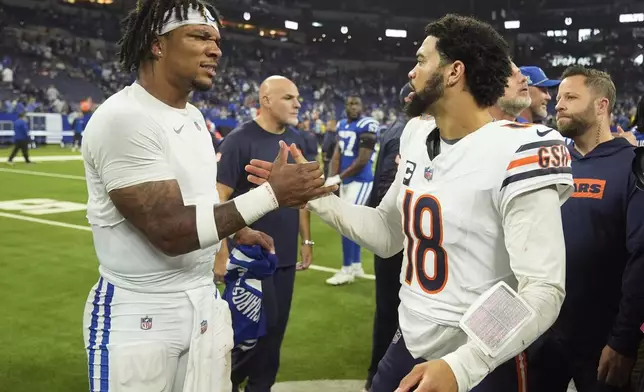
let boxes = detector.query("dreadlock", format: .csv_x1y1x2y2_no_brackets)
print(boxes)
118,0,222,73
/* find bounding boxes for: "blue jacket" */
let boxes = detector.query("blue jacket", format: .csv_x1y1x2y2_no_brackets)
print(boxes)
550,138,644,357
13,118,29,141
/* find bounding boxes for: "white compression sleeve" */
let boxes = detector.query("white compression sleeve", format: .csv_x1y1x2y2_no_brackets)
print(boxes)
442,186,566,392
307,162,406,258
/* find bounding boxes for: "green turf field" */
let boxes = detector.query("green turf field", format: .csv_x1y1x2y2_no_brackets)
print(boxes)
0,150,377,392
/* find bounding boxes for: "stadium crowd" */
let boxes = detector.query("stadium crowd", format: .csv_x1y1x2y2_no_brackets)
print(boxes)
1,2,641,136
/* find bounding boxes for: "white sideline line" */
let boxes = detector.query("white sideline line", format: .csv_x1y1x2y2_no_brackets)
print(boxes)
0,212,92,231
0,168,85,180
308,264,375,280
0,155,83,163
0,211,377,280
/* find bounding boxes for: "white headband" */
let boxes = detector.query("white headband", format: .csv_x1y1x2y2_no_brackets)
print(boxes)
158,6,219,35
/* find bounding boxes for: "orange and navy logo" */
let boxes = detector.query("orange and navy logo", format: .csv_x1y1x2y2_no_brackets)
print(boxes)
572,178,606,199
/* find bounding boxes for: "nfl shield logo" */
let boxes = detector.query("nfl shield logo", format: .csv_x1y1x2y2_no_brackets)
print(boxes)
424,167,434,181
200,320,208,334
140,316,153,330
194,121,201,131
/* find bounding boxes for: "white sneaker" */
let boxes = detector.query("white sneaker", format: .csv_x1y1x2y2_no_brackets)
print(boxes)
326,269,355,285
352,264,366,278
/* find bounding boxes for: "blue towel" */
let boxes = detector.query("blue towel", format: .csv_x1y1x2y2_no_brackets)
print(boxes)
222,245,277,351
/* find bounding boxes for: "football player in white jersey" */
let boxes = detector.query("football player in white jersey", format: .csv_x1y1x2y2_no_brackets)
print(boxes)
80,1,336,391
246,14,574,392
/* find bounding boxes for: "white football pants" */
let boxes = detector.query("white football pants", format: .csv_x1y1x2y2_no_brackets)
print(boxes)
82,277,233,392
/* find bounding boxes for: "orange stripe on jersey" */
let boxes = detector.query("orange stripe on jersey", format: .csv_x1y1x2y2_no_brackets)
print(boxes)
502,122,533,129
506,155,539,170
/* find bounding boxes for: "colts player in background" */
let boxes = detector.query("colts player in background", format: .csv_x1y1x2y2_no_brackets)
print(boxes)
527,66,644,392
324,94,379,285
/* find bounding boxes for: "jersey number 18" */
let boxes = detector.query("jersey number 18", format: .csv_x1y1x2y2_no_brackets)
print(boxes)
402,189,448,294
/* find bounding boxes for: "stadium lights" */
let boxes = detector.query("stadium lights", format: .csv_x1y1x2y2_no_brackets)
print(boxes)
385,29,407,38
619,13,644,23
504,20,520,29
243,12,250,21
341,26,349,35
312,22,323,27
284,20,298,30
565,17,572,26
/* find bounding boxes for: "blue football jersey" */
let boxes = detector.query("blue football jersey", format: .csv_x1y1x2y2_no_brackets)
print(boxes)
634,127,644,147
337,116,379,184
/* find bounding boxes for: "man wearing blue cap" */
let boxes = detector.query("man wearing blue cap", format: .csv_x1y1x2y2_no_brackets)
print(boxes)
518,66,560,124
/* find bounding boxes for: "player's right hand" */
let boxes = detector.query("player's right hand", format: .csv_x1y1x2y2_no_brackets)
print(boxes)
265,141,338,207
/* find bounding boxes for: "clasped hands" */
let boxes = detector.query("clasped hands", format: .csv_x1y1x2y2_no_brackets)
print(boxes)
245,141,338,208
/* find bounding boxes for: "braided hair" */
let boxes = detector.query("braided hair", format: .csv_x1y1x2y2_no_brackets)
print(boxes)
118,0,222,73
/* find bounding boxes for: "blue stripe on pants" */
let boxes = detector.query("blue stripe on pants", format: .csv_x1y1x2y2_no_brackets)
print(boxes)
87,278,114,392
88,277,104,390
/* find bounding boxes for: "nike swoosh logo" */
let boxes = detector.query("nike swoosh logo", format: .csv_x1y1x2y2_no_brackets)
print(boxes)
536,129,554,137
173,125,184,134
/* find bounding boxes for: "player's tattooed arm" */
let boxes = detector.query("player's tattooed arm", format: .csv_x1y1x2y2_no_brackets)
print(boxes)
339,133,377,179
109,179,247,256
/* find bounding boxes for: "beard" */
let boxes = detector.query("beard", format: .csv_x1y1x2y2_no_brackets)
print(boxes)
404,71,445,118
498,96,531,118
557,104,596,138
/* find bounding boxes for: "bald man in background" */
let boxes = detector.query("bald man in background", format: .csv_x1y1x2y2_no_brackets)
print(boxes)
216,76,313,391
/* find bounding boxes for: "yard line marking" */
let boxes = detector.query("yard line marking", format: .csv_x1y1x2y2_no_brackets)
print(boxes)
0,212,91,231
0,155,83,163
0,212,377,281
0,168,85,180
307,264,375,280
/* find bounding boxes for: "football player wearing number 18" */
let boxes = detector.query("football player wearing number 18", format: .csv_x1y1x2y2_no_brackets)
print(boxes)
246,14,575,392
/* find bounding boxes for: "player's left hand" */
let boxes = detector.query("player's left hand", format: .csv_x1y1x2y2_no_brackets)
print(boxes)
396,360,458,392
597,345,635,387
233,227,275,254
297,243,313,270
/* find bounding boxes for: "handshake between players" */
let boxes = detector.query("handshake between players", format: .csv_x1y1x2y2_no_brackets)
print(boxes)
257,140,338,207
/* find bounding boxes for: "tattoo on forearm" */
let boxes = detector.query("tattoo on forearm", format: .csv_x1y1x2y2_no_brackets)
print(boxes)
109,180,248,256
109,180,199,255
213,201,247,240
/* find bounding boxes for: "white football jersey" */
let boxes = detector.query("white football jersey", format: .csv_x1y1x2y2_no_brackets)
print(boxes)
395,117,573,337
82,82,220,293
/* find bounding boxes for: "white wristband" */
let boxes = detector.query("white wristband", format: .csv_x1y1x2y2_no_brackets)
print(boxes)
196,203,219,249
234,183,280,225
